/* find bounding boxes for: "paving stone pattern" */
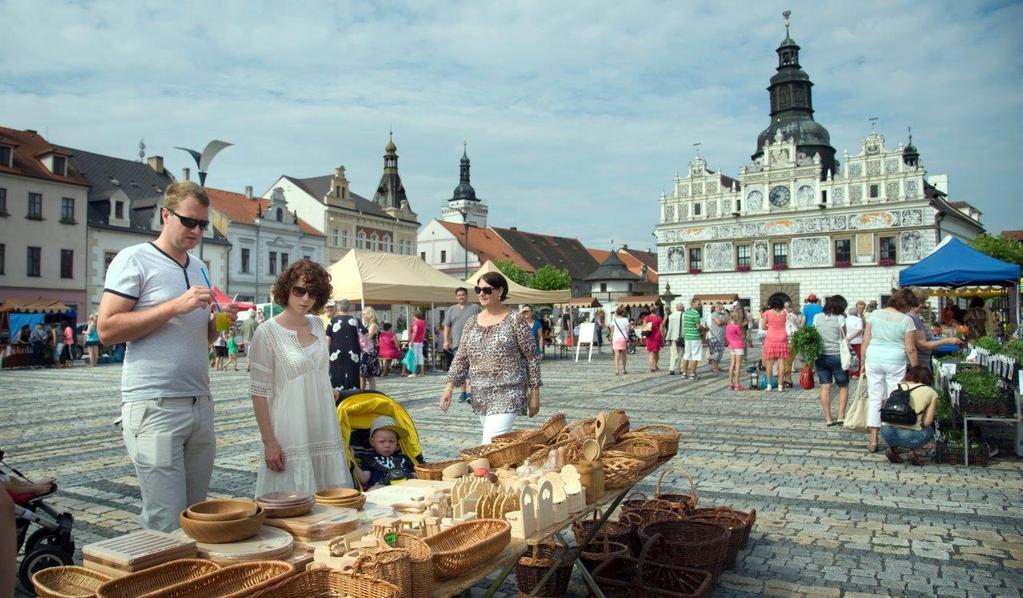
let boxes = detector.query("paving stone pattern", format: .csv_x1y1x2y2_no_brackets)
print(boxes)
3,350,1022,597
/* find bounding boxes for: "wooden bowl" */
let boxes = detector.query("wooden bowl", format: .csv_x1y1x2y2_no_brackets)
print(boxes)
179,507,267,543
315,488,361,501
257,492,312,506
315,495,366,510
186,499,259,522
262,500,314,519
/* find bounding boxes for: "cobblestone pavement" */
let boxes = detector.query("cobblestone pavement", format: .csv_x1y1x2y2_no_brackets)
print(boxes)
3,350,1023,597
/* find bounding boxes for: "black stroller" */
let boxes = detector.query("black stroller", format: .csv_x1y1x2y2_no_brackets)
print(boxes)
2,449,76,589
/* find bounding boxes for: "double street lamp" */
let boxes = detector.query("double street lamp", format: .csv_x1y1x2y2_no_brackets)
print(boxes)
175,140,233,260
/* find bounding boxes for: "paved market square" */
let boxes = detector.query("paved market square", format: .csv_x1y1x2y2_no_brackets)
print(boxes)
3,352,1022,597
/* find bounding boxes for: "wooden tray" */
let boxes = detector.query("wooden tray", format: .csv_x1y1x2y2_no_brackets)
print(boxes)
263,504,360,540
83,530,197,570
172,526,294,563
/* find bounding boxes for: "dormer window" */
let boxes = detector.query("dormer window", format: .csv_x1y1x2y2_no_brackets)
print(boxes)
276,207,283,222
115,200,124,220
0,145,11,167
51,156,66,176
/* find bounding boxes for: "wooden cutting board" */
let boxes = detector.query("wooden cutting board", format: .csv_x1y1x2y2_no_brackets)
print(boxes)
263,504,360,540
171,526,294,562
82,530,196,570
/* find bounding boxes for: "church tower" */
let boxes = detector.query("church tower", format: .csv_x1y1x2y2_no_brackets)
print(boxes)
751,11,837,179
373,132,413,216
440,143,489,227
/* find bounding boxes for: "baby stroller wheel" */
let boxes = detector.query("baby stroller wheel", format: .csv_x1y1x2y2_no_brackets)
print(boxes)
26,528,73,555
18,545,72,590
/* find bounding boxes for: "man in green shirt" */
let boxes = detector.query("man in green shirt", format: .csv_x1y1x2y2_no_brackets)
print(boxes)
682,297,707,379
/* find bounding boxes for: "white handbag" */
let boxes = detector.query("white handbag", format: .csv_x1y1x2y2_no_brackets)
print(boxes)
843,377,870,432
839,338,852,370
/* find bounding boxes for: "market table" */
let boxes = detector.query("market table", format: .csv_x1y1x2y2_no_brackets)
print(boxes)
431,460,664,598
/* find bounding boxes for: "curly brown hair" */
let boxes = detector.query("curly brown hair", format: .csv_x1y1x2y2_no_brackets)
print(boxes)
272,259,332,314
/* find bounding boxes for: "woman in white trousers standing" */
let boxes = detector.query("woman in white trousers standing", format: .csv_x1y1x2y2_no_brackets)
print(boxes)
439,271,542,444
859,288,919,453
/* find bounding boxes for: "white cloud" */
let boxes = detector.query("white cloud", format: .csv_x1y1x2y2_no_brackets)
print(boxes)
1,0,1020,249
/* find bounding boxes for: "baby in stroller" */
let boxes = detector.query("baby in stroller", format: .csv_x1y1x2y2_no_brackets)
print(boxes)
2,449,76,590
356,416,417,488
337,391,426,490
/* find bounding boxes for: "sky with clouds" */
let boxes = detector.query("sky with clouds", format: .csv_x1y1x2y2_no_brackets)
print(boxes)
2,0,1021,250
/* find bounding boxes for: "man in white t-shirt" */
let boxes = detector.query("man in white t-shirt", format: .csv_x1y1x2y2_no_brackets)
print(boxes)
98,181,238,531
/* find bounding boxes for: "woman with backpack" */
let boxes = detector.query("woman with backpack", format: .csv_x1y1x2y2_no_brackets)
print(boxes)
880,366,938,466
860,288,919,453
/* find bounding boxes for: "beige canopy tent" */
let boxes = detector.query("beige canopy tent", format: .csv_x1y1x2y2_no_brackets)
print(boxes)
327,250,467,304
465,261,572,305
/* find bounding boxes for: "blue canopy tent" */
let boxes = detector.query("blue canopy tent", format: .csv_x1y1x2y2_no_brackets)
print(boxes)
899,237,1021,324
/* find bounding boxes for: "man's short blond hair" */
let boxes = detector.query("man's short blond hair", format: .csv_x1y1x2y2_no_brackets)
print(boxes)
164,181,209,211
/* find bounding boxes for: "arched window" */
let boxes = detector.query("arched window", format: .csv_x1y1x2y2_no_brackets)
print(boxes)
356,230,366,250
369,232,379,251
381,235,392,253
276,207,283,222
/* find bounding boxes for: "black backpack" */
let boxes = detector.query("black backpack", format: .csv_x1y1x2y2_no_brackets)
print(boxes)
881,383,924,426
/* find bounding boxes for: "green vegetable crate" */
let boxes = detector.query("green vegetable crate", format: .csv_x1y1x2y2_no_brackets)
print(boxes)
952,370,1017,417
934,439,990,466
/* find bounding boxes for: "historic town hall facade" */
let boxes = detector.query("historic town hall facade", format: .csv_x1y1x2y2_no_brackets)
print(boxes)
655,15,984,311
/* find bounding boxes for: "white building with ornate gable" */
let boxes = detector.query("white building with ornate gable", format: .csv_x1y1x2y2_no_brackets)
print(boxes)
655,14,984,312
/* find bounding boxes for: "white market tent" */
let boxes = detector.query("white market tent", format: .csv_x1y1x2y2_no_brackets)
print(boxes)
328,250,467,304
464,260,572,305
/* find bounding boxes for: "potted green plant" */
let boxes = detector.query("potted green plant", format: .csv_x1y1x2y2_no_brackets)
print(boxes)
952,370,1013,417
789,327,822,389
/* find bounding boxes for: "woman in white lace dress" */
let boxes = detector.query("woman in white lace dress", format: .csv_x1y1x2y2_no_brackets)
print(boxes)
249,260,353,496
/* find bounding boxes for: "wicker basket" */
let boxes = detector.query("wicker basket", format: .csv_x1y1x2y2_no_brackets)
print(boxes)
579,534,631,573
414,458,463,481
557,418,597,443
592,534,713,598
654,466,698,515
619,492,685,527
251,569,400,598
491,429,546,448
393,532,434,598
604,437,660,469
603,409,631,441
602,454,645,490
638,520,730,584
623,424,680,461
690,506,756,549
459,441,530,468
350,548,411,598
515,543,576,597
687,510,747,569
96,559,221,598
538,413,566,443
526,438,584,467
571,510,634,548
147,561,296,598
32,566,111,598
423,519,511,579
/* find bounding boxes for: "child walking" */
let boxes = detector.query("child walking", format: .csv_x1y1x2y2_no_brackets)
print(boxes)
726,310,747,390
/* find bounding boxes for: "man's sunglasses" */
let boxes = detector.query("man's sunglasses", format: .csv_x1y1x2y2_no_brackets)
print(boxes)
166,208,209,230
291,286,313,298
474,286,495,296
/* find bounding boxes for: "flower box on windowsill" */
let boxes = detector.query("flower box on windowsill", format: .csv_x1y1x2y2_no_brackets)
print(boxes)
879,259,896,267
772,263,789,271
688,268,702,275
834,260,851,268
736,264,751,272
59,217,77,225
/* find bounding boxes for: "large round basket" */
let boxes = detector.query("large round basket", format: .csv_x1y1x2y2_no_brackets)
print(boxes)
515,543,576,597
654,466,698,516
146,561,296,598
622,424,680,461
414,458,463,481
251,569,400,598
393,532,434,598
32,566,111,598
538,413,566,443
691,506,756,549
423,519,511,580
638,520,730,583
687,510,747,569
96,559,221,598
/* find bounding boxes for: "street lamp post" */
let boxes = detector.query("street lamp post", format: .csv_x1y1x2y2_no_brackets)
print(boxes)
457,207,470,279
175,140,233,260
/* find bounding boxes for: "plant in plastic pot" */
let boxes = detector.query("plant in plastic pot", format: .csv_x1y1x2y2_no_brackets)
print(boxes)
790,327,822,389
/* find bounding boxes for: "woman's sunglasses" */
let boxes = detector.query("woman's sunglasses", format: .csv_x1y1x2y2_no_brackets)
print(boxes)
291,286,313,298
474,286,495,296
166,208,209,230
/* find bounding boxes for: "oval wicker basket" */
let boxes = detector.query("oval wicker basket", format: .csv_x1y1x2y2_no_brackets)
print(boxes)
637,520,730,584
654,466,698,515
490,429,546,448
146,561,296,598
414,458,464,481
393,532,434,598
96,559,221,598
33,566,111,598
460,442,530,468
423,518,511,579
622,424,680,461
250,569,400,598
538,413,566,443
601,454,646,490
604,436,660,469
